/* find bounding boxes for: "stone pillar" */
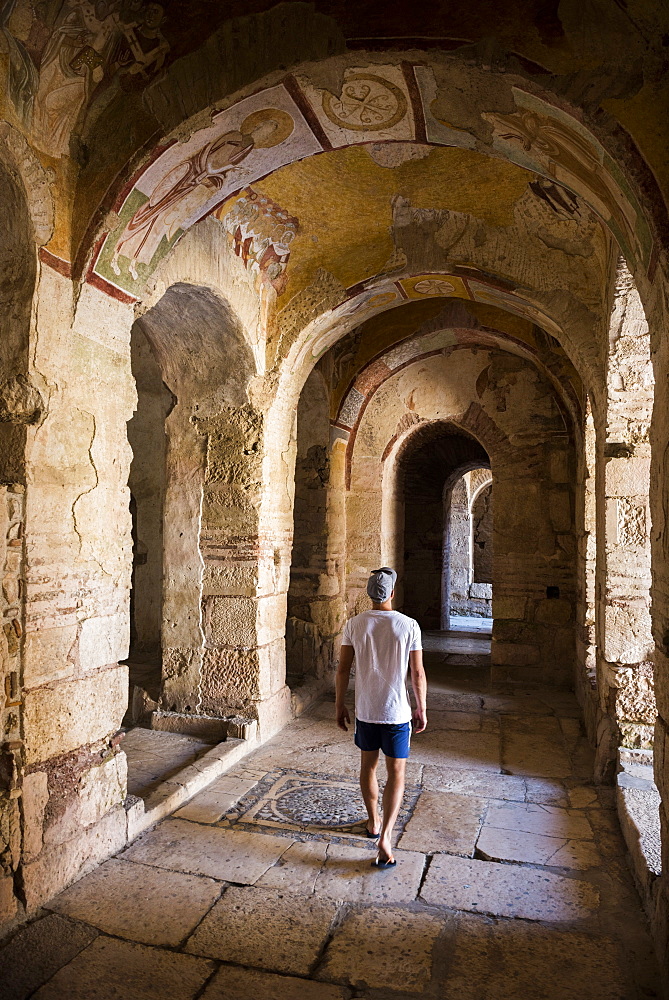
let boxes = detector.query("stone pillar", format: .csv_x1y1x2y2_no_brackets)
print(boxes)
489,429,576,687
197,401,292,738
445,477,471,619
649,277,669,977
594,260,654,778
286,371,346,694
18,275,133,913
574,398,598,738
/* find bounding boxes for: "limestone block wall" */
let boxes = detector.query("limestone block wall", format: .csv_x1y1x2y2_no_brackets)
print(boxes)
348,347,577,685
127,323,173,664
10,272,136,924
589,261,655,778
472,481,493,586
0,484,24,925
574,399,599,741
287,369,346,688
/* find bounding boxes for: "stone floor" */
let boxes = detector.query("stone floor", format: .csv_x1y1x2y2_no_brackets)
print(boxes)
123,727,215,799
1,635,662,999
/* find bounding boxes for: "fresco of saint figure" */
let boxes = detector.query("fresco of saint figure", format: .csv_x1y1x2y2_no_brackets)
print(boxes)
111,108,295,280
31,0,168,158
485,108,644,264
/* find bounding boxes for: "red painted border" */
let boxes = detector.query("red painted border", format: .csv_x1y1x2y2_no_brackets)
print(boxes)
39,247,72,279
86,234,138,304
401,61,427,143
283,74,333,151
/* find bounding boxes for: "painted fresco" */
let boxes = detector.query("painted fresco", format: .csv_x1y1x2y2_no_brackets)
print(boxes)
400,274,470,300
466,278,564,339
484,89,652,269
1,0,169,154
213,188,299,295
413,65,478,150
293,282,403,371
82,60,654,300
93,83,322,294
296,64,415,147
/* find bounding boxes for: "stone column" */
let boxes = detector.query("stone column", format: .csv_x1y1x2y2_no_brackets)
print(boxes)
574,398,598,737
594,260,654,778
198,401,292,738
18,275,134,913
286,371,347,696
445,476,471,620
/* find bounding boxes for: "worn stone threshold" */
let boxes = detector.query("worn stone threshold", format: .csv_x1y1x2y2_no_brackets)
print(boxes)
616,748,662,918
124,735,254,841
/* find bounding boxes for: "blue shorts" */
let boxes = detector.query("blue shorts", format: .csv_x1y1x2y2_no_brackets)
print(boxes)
354,719,411,759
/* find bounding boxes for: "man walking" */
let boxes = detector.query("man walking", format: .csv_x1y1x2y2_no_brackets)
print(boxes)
336,567,427,868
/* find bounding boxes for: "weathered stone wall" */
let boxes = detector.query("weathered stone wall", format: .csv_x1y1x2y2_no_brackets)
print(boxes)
16,272,135,922
472,481,493,585
127,323,173,665
445,477,472,620
286,368,341,688
588,260,655,780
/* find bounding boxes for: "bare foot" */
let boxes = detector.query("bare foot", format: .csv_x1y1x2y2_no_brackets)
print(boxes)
377,832,393,861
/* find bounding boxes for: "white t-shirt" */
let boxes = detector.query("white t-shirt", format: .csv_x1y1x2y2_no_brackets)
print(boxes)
341,610,422,724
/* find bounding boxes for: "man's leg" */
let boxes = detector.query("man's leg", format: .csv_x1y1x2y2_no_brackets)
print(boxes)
377,755,406,862
359,749,381,836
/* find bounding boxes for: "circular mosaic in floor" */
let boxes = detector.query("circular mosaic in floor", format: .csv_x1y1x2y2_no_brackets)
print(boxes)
275,783,366,827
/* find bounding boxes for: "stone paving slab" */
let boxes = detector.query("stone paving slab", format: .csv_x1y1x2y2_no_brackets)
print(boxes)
441,918,635,1000
568,785,601,808
477,825,601,869
420,853,599,921
523,777,569,806
46,858,222,947
123,728,214,798
200,965,349,1000
256,839,327,893
484,801,593,840
122,818,290,882
427,711,486,731
31,936,215,1000
184,886,338,975
420,766,526,801
173,772,261,823
316,844,425,902
317,906,444,993
409,730,501,771
399,790,486,856
502,732,572,778
0,913,98,1000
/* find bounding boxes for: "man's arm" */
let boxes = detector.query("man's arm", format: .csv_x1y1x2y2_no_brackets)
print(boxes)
409,648,427,733
335,644,354,730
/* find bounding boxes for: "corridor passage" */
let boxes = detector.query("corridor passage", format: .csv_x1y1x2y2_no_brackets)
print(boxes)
2,636,660,999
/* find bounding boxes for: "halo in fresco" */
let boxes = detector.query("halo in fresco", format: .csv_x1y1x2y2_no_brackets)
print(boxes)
239,109,295,147
93,83,322,294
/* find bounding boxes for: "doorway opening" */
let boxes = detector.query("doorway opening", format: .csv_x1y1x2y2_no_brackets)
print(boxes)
124,320,173,721
443,468,493,632
398,422,491,633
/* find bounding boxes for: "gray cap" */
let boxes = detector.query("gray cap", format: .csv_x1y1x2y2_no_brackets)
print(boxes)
366,567,397,603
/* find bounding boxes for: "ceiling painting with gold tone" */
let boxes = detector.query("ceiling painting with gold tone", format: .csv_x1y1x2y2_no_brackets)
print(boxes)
82,59,652,303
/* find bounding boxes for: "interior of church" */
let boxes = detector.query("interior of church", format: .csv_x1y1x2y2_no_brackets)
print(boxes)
1,0,669,995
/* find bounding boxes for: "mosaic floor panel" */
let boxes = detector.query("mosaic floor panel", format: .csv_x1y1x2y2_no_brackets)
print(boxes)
220,768,420,844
